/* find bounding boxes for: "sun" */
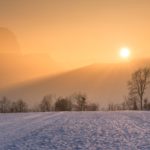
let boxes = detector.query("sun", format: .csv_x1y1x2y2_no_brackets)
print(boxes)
120,48,130,59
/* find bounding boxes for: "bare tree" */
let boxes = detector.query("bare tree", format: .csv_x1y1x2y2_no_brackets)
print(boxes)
11,101,18,112
74,93,87,111
15,99,28,112
55,97,72,111
40,95,52,112
125,91,138,110
0,97,11,113
128,67,150,110
108,103,121,111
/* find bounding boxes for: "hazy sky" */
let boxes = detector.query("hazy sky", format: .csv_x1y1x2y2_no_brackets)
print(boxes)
1,0,150,68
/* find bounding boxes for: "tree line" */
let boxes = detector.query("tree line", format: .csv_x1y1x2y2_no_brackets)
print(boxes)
1,67,150,113
0,93,99,113
0,98,28,113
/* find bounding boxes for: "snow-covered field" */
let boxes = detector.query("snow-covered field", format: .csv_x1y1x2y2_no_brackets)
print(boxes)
0,112,150,150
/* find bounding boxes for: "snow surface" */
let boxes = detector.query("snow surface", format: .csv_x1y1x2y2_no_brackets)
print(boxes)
0,112,150,150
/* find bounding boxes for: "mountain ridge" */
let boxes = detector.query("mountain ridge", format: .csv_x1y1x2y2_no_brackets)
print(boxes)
0,58,150,106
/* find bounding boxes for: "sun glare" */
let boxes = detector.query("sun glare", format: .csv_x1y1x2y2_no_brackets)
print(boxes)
120,48,130,59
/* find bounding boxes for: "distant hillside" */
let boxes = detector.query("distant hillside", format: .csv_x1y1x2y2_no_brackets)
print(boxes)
0,59,150,106
0,53,63,88
0,27,63,88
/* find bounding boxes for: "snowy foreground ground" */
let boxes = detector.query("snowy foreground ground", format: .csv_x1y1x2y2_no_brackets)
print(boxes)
0,112,150,150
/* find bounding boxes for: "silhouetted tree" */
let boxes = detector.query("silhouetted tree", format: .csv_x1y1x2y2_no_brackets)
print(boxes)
108,103,116,111
0,97,11,113
40,95,52,112
74,93,87,111
55,97,72,111
15,99,28,112
128,67,150,110
125,93,138,110
11,101,18,112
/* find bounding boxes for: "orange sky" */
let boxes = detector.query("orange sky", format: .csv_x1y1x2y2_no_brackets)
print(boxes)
1,0,150,69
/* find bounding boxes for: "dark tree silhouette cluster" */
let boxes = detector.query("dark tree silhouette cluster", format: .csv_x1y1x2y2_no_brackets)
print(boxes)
0,97,28,113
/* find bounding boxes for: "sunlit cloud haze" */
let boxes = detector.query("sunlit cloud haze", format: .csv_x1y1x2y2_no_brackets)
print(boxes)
1,0,150,104
1,0,150,67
